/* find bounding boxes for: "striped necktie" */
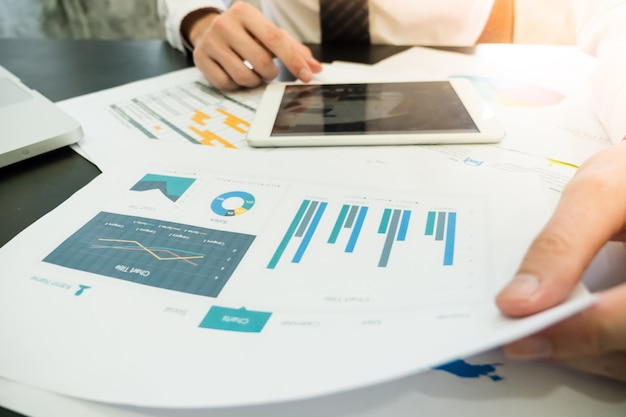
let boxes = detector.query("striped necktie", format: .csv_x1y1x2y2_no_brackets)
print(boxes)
319,0,370,44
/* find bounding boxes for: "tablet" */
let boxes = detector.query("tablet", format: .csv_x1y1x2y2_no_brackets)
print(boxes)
246,79,504,147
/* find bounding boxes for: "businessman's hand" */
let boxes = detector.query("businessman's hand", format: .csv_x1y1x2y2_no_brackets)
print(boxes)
496,140,626,383
186,2,322,91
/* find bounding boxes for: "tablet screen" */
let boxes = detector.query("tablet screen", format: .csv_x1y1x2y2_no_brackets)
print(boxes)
270,81,479,137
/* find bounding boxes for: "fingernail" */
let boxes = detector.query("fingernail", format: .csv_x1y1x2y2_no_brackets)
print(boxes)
298,68,312,82
504,337,553,359
501,273,540,299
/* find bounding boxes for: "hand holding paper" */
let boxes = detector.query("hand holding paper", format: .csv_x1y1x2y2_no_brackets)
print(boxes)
498,140,626,382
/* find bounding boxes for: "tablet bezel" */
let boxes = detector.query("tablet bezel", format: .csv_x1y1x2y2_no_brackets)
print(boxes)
246,79,504,147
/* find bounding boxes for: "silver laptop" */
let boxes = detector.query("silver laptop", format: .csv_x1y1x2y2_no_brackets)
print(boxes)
0,65,83,168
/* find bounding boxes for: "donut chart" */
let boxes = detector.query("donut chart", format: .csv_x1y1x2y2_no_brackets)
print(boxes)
211,191,255,216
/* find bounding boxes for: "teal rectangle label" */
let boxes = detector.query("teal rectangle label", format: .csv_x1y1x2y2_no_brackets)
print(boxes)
199,306,272,333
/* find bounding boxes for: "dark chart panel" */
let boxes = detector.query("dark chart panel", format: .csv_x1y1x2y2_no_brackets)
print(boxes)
43,212,255,297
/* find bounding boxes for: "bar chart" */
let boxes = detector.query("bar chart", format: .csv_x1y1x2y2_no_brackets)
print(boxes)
109,82,256,148
425,210,457,266
376,208,412,267
266,197,464,270
268,199,328,269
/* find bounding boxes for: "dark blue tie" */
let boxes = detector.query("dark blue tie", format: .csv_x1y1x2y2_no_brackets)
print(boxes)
319,0,370,44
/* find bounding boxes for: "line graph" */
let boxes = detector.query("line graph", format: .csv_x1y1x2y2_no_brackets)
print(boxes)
91,238,205,266
43,212,255,298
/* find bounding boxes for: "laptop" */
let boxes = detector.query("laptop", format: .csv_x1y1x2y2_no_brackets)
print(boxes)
0,65,83,168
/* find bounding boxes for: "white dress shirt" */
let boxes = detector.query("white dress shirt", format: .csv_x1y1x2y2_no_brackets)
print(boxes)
158,0,626,144
158,0,495,51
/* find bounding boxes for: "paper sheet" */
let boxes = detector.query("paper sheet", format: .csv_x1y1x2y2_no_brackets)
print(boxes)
5,44,619,411
0,142,594,408
58,67,265,170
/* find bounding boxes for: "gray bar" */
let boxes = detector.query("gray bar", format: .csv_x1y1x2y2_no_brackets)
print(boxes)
435,211,446,241
378,209,400,267
295,200,319,237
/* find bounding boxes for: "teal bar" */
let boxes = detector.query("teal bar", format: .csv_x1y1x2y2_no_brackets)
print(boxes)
425,211,436,235
378,208,392,234
267,200,310,269
328,204,350,244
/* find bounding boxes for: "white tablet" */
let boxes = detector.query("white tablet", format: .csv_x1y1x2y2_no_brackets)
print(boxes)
246,79,504,147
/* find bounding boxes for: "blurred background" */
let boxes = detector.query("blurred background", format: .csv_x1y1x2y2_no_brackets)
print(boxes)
0,0,575,44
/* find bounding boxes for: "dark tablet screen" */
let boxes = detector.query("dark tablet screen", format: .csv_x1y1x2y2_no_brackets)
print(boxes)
270,81,479,136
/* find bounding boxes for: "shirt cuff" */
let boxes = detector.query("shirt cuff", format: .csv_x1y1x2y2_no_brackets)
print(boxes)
161,0,225,52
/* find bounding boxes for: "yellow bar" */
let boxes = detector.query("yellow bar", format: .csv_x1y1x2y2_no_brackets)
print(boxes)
217,108,250,133
191,109,211,126
189,125,237,148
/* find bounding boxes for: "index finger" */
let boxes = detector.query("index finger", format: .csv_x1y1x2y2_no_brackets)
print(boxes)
242,16,315,82
497,141,626,317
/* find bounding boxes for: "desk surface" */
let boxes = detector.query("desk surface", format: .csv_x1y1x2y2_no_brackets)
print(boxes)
0,39,411,250
0,39,190,249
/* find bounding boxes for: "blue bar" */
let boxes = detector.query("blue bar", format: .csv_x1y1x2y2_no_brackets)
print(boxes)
267,200,310,269
345,206,368,253
444,212,456,266
379,209,400,267
292,202,327,263
397,210,411,241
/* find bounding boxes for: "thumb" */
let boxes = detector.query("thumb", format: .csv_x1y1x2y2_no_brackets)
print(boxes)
497,144,626,317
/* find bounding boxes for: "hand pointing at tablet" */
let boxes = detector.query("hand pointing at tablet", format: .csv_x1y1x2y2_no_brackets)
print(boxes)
184,2,323,91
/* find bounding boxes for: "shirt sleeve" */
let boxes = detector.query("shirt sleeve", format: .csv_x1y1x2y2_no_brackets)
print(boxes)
157,0,229,52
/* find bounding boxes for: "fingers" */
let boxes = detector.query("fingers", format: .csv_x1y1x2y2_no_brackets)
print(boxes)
238,15,320,83
497,141,626,317
193,49,244,91
292,41,324,75
503,284,626,382
192,4,268,90
192,2,321,90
